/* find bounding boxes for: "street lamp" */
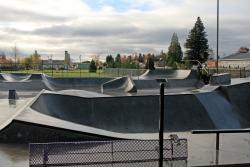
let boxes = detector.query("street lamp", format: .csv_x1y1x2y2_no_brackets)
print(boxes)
79,55,82,77
216,0,220,74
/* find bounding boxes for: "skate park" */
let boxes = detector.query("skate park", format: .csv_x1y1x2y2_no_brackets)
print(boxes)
1,69,250,166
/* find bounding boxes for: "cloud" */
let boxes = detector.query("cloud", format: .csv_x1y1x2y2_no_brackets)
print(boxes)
0,0,250,60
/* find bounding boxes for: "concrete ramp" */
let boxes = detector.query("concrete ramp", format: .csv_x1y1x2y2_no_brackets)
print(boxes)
30,92,216,133
133,80,160,90
138,69,194,80
133,69,203,90
29,81,250,134
1,73,31,82
217,82,250,127
101,76,137,93
195,91,241,129
42,75,112,91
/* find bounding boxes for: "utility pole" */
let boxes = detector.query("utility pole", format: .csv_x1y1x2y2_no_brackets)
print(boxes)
159,83,165,167
79,55,82,77
14,43,17,71
216,0,220,74
51,55,53,77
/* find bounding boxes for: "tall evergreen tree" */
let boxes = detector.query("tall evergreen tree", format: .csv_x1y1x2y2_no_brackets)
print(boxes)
114,53,121,68
106,55,114,68
185,17,209,64
167,32,183,67
146,55,155,70
89,59,97,72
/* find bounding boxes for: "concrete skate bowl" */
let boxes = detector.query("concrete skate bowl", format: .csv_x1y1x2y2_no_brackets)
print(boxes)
42,75,112,91
0,73,48,91
0,73,32,82
30,83,250,134
101,76,137,93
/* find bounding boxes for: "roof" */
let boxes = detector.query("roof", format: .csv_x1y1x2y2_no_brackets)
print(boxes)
223,52,250,60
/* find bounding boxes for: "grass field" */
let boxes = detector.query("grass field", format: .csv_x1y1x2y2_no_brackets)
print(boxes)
0,69,115,78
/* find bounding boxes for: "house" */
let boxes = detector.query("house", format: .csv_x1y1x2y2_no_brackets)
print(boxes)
220,47,250,68
207,47,250,68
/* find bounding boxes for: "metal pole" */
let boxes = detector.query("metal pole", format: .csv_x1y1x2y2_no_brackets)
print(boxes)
216,0,219,74
51,55,53,77
159,83,165,167
79,55,82,77
215,132,220,164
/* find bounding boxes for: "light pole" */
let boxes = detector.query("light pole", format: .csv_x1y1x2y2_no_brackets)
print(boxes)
216,0,220,74
159,83,165,167
79,55,82,77
50,55,53,77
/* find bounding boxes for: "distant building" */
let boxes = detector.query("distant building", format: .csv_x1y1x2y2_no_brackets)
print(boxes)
64,51,71,66
42,59,65,69
220,47,250,68
207,47,250,68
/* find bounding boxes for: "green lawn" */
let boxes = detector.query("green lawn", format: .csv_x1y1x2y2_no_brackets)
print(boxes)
1,69,115,78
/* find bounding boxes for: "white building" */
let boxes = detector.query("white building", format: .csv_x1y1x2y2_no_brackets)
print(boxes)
220,47,250,68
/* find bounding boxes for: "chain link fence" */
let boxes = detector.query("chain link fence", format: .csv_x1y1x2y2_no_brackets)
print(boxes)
0,63,148,78
29,139,188,167
0,62,108,78
104,68,147,78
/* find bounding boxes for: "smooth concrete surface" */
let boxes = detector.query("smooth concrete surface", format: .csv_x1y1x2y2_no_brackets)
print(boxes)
137,69,194,80
25,79,250,135
103,70,203,93
210,73,231,85
101,76,137,93
31,92,216,133
0,73,113,98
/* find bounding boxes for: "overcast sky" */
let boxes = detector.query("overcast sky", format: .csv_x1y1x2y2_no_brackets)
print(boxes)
0,0,249,61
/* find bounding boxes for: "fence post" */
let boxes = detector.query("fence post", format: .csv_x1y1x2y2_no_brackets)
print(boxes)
244,67,246,78
43,145,48,167
215,132,220,165
111,141,114,167
52,62,54,77
159,83,165,167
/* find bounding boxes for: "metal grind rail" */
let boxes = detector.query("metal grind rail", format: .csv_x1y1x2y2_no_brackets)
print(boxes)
29,139,188,167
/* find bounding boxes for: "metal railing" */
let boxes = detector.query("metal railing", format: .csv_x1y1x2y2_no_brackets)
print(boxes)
29,139,188,167
192,129,250,165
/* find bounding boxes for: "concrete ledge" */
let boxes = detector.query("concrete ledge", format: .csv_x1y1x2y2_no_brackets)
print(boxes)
210,73,231,85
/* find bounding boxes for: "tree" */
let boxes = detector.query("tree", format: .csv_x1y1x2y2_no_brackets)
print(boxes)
185,17,209,64
167,33,183,67
106,55,114,68
114,53,121,68
146,55,155,70
138,53,144,63
22,57,32,69
89,59,97,72
31,50,41,69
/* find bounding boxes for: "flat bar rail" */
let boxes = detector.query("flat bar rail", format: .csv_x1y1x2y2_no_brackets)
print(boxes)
29,139,188,167
192,129,250,165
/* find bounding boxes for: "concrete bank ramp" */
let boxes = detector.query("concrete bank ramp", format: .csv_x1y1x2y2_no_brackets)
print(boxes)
42,75,112,91
217,82,250,127
29,81,250,134
30,92,216,133
195,91,241,129
101,76,137,93
1,73,32,82
134,70,203,90
138,69,194,80
0,74,49,91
